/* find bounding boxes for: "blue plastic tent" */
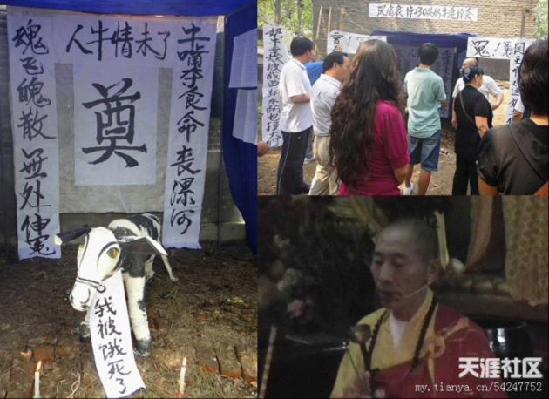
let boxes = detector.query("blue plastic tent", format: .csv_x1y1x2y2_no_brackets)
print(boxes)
372,30,473,119
4,0,258,253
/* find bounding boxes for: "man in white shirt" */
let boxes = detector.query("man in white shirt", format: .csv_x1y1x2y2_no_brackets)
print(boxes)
308,51,350,195
277,36,316,195
451,58,503,125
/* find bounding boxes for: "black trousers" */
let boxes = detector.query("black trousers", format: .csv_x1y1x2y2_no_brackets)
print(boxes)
277,127,311,195
452,154,479,195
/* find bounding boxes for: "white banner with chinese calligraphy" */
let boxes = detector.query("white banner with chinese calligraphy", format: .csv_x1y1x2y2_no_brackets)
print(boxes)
262,24,289,148
327,30,386,54
466,37,535,124
162,18,217,249
7,9,61,260
90,270,145,397
369,3,479,21
8,7,220,255
73,64,159,186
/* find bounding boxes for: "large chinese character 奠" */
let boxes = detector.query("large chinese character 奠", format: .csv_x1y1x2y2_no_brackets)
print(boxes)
82,78,146,167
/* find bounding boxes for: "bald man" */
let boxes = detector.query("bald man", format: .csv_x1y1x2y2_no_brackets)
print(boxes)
452,58,504,110
331,219,506,398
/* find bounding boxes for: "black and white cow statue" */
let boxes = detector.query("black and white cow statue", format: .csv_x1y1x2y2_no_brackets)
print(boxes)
55,213,177,356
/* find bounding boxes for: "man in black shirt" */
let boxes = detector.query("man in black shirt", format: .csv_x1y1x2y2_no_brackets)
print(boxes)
451,67,492,195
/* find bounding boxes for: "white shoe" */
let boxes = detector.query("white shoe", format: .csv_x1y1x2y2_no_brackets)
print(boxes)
402,183,416,195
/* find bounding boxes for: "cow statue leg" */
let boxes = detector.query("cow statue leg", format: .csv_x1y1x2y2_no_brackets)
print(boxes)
79,306,92,342
144,256,155,282
160,253,178,282
123,272,152,356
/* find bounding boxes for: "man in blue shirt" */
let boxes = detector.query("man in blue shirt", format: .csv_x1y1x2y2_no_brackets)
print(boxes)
403,43,447,195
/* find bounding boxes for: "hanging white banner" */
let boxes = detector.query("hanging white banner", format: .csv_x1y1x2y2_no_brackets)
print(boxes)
262,24,289,148
7,8,61,260
466,37,535,124
90,270,145,398
327,30,386,54
369,3,478,21
162,18,217,249
229,28,258,88
73,64,159,186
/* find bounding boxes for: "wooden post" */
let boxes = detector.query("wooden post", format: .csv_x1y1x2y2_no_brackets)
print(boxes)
314,5,323,42
327,6,333,36
275,0,282,25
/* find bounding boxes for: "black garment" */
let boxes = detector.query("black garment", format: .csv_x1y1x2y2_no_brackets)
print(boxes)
277,127,311,195
452,154,479,195
478,118,548,194
453,85,492,161
452,85,492,195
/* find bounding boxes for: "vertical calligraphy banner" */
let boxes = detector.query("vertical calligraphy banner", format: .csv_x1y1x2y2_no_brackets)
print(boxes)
7,8,61,260
162,18,218,249
508,39,533,124
262,24,289,148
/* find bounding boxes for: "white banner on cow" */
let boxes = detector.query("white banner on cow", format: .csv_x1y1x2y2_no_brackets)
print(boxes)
7,9,61,260
90,270,146,398
162,18,217,249
369,3,478,21
327,30,386,54
262,24,289,148
73,65,159,186
466,37,535,124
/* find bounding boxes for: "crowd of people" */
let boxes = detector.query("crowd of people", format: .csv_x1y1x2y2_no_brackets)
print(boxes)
269,36,548,196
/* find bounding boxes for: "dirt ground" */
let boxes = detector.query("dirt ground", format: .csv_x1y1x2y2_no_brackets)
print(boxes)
259,83,512,196
0,243,257,398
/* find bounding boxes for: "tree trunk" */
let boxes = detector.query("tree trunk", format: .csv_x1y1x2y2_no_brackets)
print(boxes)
275,0,282,25
297,0,303,35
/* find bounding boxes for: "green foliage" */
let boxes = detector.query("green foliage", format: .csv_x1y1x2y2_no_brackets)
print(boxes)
537,0,548,38
259,0,314,36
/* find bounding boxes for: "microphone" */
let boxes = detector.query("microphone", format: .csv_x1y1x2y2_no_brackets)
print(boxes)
397,283,430,301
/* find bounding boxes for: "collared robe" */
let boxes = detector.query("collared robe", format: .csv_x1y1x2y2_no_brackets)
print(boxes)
331,290,507,398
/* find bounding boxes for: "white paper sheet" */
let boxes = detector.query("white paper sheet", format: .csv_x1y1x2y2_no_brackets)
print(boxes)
229,29,257,88
233,89,258,145
73,64,159,186
90,270,145,398
327,30,386,54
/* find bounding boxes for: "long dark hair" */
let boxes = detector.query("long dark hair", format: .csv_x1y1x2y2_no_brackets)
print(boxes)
329,39,404,188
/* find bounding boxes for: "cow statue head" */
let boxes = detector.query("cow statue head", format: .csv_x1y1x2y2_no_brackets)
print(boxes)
55,226,167,312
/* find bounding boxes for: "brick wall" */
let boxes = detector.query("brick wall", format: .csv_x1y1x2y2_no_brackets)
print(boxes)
313,0,539,54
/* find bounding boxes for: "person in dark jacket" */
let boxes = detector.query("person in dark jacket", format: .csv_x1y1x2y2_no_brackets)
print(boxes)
477,39,548,195
451,67,492,195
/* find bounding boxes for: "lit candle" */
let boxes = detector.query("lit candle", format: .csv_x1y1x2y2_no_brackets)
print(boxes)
34,361,42,398
179,357,187,396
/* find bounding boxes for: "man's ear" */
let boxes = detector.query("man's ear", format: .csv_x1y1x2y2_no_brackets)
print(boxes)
54,227,91,245
119,237,167,256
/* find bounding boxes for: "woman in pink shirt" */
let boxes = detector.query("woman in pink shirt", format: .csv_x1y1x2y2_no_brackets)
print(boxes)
330,39,410,196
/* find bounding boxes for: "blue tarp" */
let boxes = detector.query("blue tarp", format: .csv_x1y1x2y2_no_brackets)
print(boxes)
373,30,474,119
5,0,258,252
3,0,256,17
223,4,258,253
